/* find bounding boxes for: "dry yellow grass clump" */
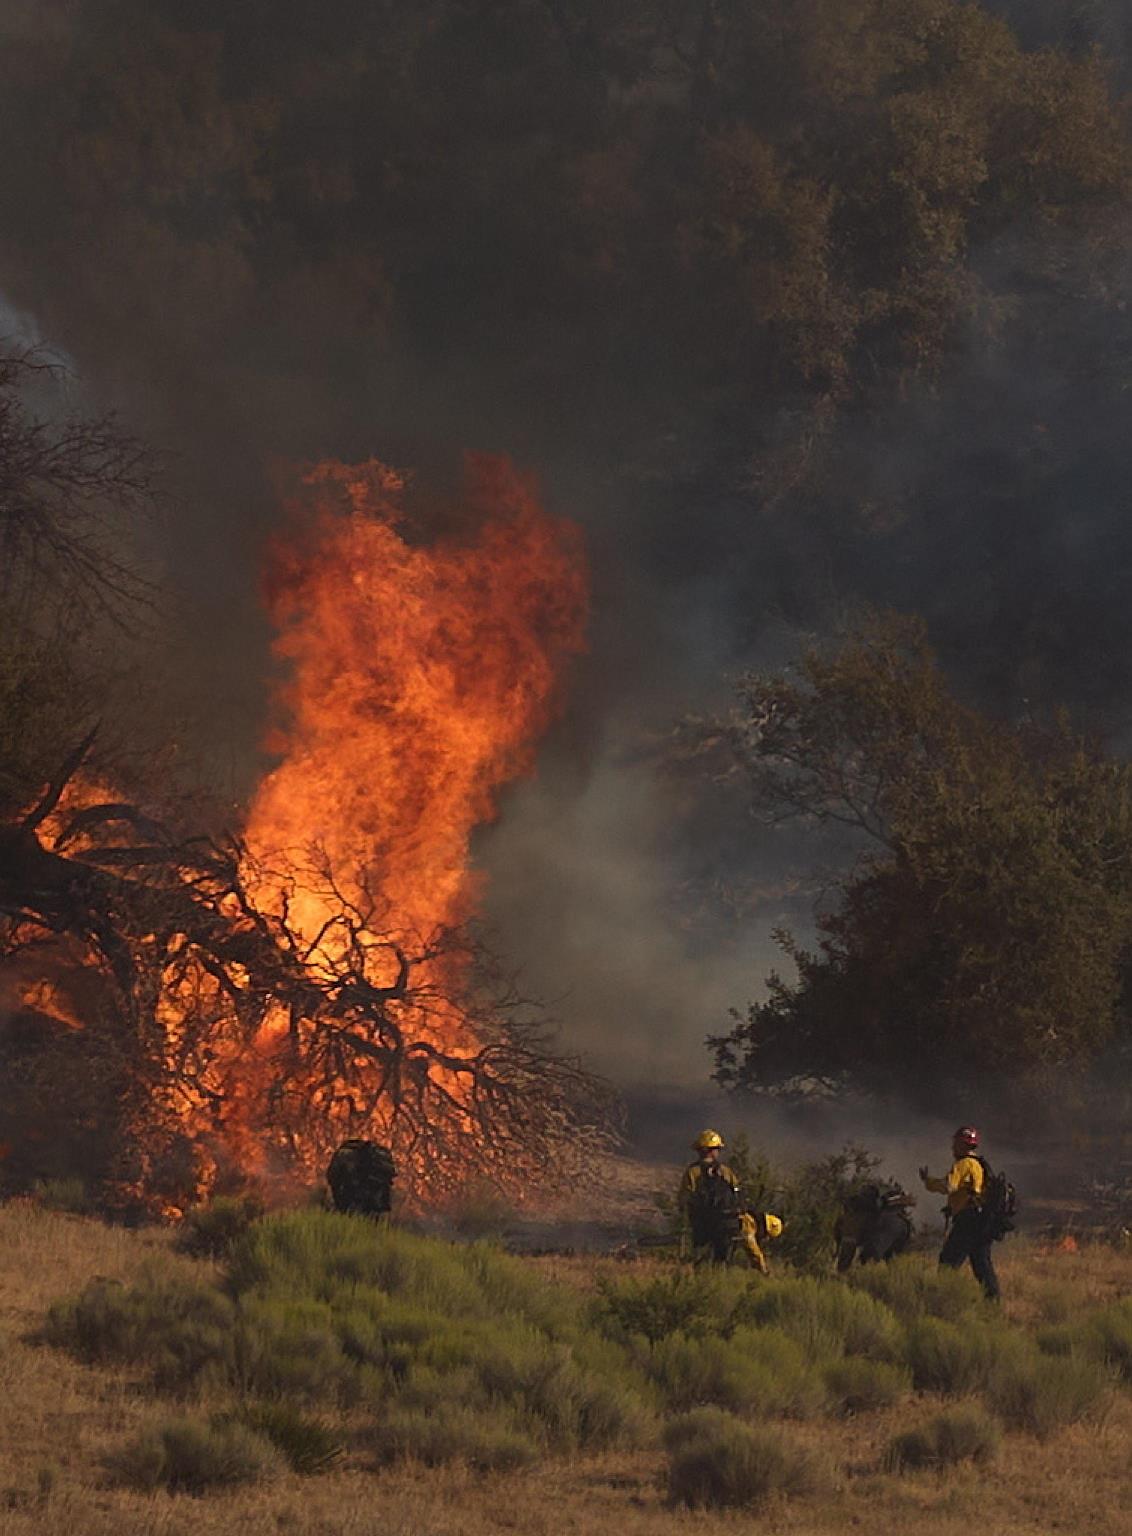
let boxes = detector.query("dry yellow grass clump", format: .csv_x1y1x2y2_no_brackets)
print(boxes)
0,1199,1130,1536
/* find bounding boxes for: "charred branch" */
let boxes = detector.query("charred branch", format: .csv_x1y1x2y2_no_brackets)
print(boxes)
0,764,618,1209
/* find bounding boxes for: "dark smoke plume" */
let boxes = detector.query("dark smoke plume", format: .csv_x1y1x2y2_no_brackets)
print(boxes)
2,0,1131,1125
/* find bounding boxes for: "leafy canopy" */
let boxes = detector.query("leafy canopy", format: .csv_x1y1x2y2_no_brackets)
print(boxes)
711,614,1132,1107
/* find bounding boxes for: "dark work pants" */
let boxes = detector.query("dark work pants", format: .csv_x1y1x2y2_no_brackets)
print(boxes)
939,1208,1000,1300
691,1221,734,1264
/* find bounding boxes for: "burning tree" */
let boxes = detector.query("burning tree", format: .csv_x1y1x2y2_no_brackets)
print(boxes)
1,366,616,1213
1,756,615,1215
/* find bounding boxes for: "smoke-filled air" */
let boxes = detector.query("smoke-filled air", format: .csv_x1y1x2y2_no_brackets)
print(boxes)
4,0,1132,1207
9,7,1132,1532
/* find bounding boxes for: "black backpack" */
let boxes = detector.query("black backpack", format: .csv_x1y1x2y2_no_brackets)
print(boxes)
327,1139,396,1216
690,1167,744,1235
976,1156,1018,1240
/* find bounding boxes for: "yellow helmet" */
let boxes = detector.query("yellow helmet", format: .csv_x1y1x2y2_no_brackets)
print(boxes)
762,1213,784,1240
692,1128,725,1151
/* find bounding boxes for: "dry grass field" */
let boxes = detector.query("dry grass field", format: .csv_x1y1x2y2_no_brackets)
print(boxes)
0,1200,1129,1536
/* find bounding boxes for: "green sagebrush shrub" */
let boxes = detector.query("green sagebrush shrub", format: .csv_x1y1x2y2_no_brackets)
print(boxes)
845,1257,983,1323
1086,1299,1132,1382
1038,1298,1132,1384
109,1416,282,1494
233,1403,344,1474
175,1195,264,1260
886,1405,1000,1470
372,1402,539,1471
664,1407,830,1508
903,1317,1028,1395
45,1271,237,1392
823,1356,910,1414
984,1353,1110,1438
592,1269,736,1343
46,1211,655,1468
641,1327,827,1417
733,1276,902,1360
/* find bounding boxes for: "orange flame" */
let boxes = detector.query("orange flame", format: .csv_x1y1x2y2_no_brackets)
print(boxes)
189,455,586,1202
245,455,587,949
7,453,588,1216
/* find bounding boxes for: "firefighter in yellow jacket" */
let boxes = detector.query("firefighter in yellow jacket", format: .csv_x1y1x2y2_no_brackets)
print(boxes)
738,1210,784,1274
919,1124,1000,1300
680,1130,783,1270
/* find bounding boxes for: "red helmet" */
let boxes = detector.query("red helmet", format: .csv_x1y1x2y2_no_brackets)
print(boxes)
953,1125,979,1150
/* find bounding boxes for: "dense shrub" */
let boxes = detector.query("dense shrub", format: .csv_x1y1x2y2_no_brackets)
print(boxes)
371,1403,539,1471
846,1259,983,1323
176,1195,264,1260
985,1354,1110,1438
236,1403,344,1474
234,1295,353,1403
1033,1281,1077,1325
823,1357,910,1414
53,1207,1122,1482
664,1408,829,1509
110,1417,282,1494
593,1270,725,1343
228,1213,570,1337
903,1318,1027,1395
886,1405,1001,1470
45,1271,237,1392
47,1212,656,1469
1034,1323,1077,1357
1086,1300,1132,1382
644,1327,827,1417
1036,1299,1132,1384
734,1277,901,1361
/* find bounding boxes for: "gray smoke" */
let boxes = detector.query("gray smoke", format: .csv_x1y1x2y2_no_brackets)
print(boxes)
4,1,1132,1147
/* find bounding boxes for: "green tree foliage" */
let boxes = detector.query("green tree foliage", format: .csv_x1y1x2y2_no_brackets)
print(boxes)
710,614,1132,1107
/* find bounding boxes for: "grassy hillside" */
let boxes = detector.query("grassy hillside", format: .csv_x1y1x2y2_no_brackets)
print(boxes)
0,1201,1130,1534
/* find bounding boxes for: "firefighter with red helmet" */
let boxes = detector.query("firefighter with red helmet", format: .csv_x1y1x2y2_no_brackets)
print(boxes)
919,1125,1000,1301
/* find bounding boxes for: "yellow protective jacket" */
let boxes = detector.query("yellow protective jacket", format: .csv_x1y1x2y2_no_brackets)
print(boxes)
738,1211,769,1274
924,1155,985,1216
